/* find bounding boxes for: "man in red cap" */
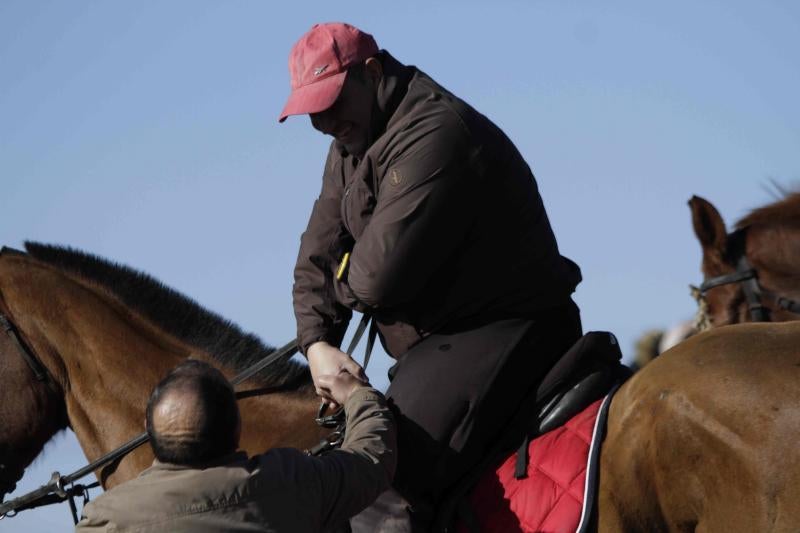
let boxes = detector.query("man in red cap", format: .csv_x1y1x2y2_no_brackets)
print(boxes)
282,22,582,532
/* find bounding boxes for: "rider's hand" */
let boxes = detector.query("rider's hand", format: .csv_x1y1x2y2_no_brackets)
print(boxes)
307,341,367,409
316,371,369,407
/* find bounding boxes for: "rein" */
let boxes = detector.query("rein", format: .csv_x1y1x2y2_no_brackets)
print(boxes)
0,331,299,524
691,229,800,330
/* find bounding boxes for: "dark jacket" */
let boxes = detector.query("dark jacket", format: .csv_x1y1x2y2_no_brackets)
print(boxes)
293,52,581,357
75,387,396,533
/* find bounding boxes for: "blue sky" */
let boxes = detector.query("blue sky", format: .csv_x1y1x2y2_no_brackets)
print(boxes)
1,1,798,530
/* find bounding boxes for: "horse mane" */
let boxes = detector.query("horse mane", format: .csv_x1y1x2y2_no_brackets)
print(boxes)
736,191,800,230
21,242,310,390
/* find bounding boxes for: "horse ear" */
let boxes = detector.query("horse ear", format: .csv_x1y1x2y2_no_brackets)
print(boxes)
689,195,728,255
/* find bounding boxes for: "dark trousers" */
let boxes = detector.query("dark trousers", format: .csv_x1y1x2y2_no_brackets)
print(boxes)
352,302,582,532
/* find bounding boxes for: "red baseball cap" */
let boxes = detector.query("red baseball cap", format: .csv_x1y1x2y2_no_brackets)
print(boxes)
278,23,379,123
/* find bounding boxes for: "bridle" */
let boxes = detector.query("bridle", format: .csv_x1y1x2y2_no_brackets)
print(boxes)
691,229,800,330
0,312,51,385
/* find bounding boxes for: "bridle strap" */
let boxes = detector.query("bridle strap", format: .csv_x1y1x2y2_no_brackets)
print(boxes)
736,255,770,322
777,296,800,314
698,268,757,293
0,313,49,383
694,229,799,323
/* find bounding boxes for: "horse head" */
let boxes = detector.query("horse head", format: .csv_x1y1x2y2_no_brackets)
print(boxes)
689,194,800,328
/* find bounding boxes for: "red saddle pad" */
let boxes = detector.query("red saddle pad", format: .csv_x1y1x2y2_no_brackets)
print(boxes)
465,396,608,533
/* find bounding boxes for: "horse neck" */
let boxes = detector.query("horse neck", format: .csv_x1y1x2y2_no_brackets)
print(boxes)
0,255,326,488
0,256,194,485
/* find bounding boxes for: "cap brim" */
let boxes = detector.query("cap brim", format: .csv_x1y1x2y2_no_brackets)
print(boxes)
278,71,347,123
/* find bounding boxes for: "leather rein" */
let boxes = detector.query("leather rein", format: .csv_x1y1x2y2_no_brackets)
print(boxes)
691,229,800,329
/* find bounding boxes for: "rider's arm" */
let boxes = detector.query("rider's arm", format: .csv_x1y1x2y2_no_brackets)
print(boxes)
293,143,354,354
343,111,480,308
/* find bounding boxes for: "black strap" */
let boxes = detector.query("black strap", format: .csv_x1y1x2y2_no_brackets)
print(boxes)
305,428,345,456
698,268,757,293
777,296,800,314
362,318,377,372
735,256,769,321
695,244,800,322
514,434,530,479
345,314,370,356
0,313,48,383
229,339,298,386
345,313,376,372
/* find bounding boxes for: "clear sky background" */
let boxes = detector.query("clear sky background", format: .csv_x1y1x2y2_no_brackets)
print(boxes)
1,1,798,530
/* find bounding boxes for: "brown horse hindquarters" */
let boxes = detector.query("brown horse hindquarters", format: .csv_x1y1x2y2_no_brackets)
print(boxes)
598,322,800,532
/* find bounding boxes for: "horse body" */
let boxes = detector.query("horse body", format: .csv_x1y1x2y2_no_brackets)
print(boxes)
599,321,800,531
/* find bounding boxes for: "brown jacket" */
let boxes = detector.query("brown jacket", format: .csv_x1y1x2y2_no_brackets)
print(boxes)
293,52,581,357
75,388,396,533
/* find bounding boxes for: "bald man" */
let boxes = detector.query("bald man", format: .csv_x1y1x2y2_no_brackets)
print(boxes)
75,360,396,532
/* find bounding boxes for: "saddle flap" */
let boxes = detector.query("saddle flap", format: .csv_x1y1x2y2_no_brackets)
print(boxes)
537,370,618,435
535,331,623,404
532,331,630,440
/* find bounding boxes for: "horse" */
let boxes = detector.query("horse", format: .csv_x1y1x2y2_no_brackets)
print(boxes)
689,193,800,328
0,243,327,499
631,191,800,370
2,242,800,531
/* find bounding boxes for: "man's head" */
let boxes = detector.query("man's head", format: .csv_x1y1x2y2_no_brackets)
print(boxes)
279,22,383,157
145,360,240,465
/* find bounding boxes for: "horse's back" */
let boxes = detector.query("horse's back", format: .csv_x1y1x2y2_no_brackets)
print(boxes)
598,322,800,532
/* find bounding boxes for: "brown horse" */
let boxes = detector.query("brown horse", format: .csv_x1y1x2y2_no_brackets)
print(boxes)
689,193,800,328
0,243,326,499
2,243,800,531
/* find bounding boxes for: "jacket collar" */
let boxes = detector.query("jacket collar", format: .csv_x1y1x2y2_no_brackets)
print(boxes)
144,451,249,475
373,51,414,134
334,50,414,158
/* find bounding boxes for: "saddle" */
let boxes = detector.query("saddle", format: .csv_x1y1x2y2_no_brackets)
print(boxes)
523,331,629,460
440,331,631,532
